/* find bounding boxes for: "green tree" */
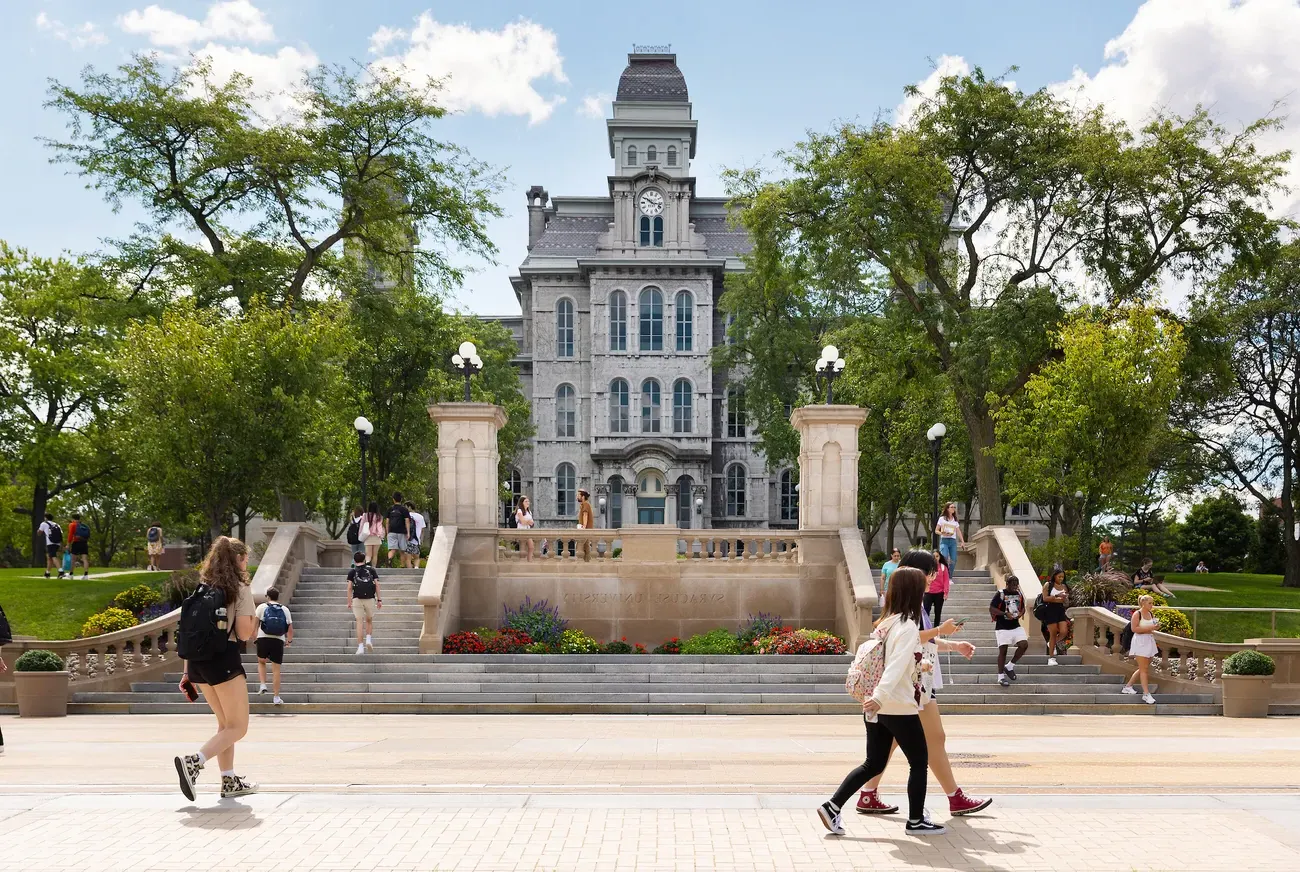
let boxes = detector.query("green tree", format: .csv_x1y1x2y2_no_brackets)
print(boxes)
1179,492,1255,572
725,69,1286,525
1253,509,1287,575
116,300,348,538
45,56,501,310
0,243,137,565
993,307,1186,567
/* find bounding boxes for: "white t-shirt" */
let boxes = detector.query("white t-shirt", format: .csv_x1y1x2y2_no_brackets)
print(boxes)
937,518,959,539
254,602,293,641
409,511,426,541
38,520,55,546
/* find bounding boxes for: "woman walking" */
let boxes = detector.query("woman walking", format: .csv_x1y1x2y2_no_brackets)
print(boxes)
172,536,258,800
145,522,165,572
514,496,536,561
856,549,992,818
818,566,947,837
923,551,950,626
361,501,384,566
1122,594,1160,705
1040,569,1071,666
934,503,963,569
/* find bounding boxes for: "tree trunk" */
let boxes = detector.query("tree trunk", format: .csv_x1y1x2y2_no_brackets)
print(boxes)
1047,497,1060,539
28,484,49,568
963,409,1005,527
885,505,898,552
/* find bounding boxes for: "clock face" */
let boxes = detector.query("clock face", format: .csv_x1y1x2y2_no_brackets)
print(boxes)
638,189,665,216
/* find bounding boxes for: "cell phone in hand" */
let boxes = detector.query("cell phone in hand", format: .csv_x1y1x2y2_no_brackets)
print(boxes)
179,677,198,702
953,617,968,627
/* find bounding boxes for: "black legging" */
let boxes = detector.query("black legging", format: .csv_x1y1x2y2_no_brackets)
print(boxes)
830,713,929,821
923,592,945,626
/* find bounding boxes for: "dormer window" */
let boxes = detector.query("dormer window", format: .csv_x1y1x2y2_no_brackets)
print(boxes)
627,145,637,166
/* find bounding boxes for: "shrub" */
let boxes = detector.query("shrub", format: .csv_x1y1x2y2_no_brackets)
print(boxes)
611,547,622,558
602,638,634,654
81,607,138,638
524,641,554,654
162,569,200,607
113,584,161,614
502,597,568,645
1153,607,1192,638
680,628,742,655
1118,588,1168,607
14,649,65,672
1028,534,1079,574
869,551,887,566
1067,571,1131,607
634,642,647,654
138,603,174,623
472,627,500,641
443,631,487,654
1222,650,1276,676
556,628,601,654
752,628,847,655
485,628,532,654
737,613,784,651
652,637,682,655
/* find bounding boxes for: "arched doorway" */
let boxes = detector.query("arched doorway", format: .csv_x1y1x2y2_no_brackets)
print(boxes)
636,470,667,525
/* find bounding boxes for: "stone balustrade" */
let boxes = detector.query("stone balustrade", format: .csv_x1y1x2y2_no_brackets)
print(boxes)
497,530,621,561
494,528,804,563
678,531,800,561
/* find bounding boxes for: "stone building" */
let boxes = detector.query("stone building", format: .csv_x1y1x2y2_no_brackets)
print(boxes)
488,50,797,531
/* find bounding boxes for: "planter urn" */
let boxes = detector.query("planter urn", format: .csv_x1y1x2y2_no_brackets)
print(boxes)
1221,673,1273,718
14,670,70,718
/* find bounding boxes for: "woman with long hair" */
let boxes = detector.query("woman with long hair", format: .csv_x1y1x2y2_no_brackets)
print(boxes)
362,501,384,566
934,502,963,569
1122,594,1160,705
515,496,535,561
819,566,947,837
1041,568,1071,665
923,550,950,626
173,536,258,800
856,549,992,817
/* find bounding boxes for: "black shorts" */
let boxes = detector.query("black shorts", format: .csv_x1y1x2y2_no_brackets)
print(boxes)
46,544,59,558
69,541,88,556
187,640,246,687
255,637,285,664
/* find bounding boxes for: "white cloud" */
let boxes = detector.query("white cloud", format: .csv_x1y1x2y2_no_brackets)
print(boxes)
894,55,971,126
578,92,612,119
119,0,275,48
368,25,407,54
35,12,108,49
192,43,319,120
372,14,567,124
1053,0,1300,221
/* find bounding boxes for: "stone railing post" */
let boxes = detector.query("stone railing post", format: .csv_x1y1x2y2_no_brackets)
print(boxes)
429,403,508,529
790,405,868,531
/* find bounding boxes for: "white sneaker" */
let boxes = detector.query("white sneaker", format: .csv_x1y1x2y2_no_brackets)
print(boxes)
257,684,268,695
1142,693,1157,705
1047,657,1058,666
355,643,365,655
273,696,284,705
1121,686,1138,695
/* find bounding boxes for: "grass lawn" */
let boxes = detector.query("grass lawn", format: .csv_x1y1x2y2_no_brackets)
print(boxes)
1161,572,1300,642
0,568,171,641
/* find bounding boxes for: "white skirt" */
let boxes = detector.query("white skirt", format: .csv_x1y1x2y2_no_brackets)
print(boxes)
1129,633,1159,658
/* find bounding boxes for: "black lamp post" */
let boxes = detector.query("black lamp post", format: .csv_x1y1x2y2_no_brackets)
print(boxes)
451,340,483,402
354,416,374,511
814,344,846,404
927,421,947,549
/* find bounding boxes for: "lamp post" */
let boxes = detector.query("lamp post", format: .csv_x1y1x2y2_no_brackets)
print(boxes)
927,422,947,549
451,340,483,402
814,345,846,404
354,416,374,511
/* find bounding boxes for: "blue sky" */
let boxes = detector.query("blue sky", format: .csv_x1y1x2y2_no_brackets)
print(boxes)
3,1,1297,315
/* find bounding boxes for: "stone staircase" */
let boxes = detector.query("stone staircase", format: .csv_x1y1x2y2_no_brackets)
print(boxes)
69,567,1220,714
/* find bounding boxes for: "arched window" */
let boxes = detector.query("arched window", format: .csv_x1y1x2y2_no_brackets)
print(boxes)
609,378,629,434
780,470,798,522
555,384,576,438
556,463,576,517
726,464,747,517
627,144,637,166
639,288,663,351
608,475,624,528
556,299,574,358
726,386,747,438
505,468,523,527
608,291,627,352
641,378,661,433
667,146,677,167
672,379,692,433
675,291,693,351
653,216,663,247
646,145,657,162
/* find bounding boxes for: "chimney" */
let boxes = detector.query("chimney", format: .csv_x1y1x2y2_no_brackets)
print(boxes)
526,186,549,250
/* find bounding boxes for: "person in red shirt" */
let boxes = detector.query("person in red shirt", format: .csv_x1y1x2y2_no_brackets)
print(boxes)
923,550,951,625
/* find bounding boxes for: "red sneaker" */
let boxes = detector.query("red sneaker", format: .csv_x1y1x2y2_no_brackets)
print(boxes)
948,789,993,816
855,790,899,815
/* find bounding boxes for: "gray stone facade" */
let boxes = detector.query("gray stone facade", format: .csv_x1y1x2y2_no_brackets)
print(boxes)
487,52,796,531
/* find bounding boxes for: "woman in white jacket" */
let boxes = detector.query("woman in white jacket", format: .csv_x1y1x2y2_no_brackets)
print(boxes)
819,567,947,837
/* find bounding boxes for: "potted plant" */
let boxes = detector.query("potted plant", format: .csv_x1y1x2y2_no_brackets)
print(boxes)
1221,650,1275,718
13,649,70,718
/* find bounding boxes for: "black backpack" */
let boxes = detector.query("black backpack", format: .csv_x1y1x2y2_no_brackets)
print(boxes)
177,584,231,661
350,566,377,599
346,517,361,545
48,522,63,545
1032,593,1047,621
1120,620,1136,653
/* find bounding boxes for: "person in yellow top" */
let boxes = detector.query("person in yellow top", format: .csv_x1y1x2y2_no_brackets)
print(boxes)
577,489,595,561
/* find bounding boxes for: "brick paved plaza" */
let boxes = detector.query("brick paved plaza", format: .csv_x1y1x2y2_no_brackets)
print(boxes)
2,714,1299,870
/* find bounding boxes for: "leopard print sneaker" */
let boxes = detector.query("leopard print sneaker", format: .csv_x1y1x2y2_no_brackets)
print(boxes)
220,775,258,798
173,754,203,801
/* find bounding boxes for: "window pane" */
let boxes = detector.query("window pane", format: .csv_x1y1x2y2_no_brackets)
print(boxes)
673,379,692,433
639,216,650,247
609,292,626,351
609,476,623,528
647,145,657,162
641,379,661,433
653,216,663,247
627,145,637,166
639,289,663,351
727,387,747,438
780,470,798,522
726,465,746,517
557,464,575,516
556,300,574,358
556,384,576,438
675,292,693,351
667,146,677,167
609,379,629,434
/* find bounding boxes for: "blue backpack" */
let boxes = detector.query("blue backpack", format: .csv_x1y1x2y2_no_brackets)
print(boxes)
260,603,289,636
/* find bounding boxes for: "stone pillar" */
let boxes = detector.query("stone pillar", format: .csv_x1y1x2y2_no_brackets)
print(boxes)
791,405,868,530
428,403,508,528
